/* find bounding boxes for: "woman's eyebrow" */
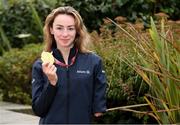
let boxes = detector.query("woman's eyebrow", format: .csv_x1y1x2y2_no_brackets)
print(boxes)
56,24,75,27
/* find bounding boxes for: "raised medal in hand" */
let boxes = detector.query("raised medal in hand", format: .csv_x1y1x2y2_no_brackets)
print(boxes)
41,51,54,65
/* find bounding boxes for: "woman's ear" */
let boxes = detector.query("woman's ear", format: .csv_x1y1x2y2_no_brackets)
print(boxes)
50,27,54,35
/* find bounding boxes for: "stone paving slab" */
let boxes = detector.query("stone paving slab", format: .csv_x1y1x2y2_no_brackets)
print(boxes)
0,102,39,125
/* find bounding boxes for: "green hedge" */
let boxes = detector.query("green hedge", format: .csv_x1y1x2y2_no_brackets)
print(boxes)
0,43,42,104
0,0,50,50
91,29,150,123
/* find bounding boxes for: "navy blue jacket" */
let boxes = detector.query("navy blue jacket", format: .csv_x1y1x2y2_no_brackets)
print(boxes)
31,47,107,124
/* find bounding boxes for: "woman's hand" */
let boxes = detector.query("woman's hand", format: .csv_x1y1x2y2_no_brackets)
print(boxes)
94,112,103,117
42,62,58,86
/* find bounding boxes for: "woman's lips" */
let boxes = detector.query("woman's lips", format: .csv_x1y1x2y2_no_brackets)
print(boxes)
60,39,69,41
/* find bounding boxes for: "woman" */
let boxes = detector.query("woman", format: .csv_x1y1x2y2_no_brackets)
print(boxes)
31,6,107,124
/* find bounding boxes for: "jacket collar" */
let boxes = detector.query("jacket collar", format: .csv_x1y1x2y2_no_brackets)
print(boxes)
53,46,78,67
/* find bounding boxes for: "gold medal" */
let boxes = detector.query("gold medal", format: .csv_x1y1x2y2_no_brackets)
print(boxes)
41,51,54,65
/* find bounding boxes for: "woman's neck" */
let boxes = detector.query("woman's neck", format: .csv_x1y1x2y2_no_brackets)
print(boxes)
57,46,73,65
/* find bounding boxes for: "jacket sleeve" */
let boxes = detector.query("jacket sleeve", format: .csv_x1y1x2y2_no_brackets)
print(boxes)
93,58,107,113
31,60,57,117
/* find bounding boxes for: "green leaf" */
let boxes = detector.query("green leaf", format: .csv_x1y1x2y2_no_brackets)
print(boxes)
29,2,43,35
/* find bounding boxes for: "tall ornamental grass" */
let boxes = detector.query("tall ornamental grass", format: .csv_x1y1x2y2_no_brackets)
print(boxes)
109,17,180,124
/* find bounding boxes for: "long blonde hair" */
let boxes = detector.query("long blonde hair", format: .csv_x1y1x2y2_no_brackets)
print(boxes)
43,6,91,53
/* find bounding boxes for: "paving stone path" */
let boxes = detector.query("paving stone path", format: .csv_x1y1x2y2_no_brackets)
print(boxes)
0,101,39,124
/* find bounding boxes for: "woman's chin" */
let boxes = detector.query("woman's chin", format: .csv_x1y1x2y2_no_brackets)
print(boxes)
60,43,74,48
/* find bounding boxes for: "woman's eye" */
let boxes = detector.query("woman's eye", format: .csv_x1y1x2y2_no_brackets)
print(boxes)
56,27,75,31
69,28,75,31
57,27,63,30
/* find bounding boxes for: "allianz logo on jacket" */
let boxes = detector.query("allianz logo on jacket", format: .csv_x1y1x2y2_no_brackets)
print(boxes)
77,70,90,74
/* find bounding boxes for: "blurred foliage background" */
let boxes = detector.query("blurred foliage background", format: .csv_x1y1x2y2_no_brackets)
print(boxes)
0,0,180,53
0,0,179,124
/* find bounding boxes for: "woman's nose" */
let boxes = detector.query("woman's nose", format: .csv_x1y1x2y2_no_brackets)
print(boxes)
62,29,67,34
61,29,68,36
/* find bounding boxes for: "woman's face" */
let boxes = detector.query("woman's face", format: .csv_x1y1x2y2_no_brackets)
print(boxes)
50,14,76,49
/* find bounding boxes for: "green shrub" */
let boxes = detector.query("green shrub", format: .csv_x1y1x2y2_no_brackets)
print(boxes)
91,22,150,123
0,43,43,104
0,0,50,48
109,16,180,123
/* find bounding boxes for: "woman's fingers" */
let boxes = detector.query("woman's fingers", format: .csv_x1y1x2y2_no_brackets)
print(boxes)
53,66,57,73
42,62,58,86
42,62,56,74
48,64,56,72
42,62,49,68
48,65,57,76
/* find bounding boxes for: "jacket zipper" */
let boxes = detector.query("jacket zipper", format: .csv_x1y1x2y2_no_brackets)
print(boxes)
66,67,70,123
